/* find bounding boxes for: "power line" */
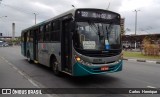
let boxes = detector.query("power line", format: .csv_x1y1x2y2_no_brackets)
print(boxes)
107,2,110,10
0,2,37,15
0,2,39,24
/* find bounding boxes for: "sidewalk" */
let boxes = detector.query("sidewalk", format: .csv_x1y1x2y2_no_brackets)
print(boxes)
123,57,160,64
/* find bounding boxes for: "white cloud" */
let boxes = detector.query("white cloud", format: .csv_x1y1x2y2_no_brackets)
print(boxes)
0,0,160,36
119,0,153,12
119,0,160,35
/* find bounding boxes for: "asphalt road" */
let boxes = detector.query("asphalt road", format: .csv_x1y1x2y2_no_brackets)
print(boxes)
0,46,160,97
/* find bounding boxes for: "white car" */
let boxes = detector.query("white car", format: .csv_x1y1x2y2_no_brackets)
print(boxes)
0,41,9,47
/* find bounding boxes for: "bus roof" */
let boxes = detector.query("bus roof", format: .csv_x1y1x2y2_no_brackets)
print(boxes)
22,8,76,32
22,8,120,32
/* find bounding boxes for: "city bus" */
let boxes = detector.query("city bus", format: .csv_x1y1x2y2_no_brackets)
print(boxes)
21,8,123,76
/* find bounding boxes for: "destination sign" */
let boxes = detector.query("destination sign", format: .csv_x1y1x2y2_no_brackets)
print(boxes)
75,9,120,20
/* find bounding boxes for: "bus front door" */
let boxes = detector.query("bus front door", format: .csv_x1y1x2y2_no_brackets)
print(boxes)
61,19,72,72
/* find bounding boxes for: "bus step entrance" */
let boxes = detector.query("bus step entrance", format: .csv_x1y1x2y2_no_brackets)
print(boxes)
64,67,71,73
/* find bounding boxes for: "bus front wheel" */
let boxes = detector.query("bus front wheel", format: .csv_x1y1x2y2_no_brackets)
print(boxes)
51,59,60,76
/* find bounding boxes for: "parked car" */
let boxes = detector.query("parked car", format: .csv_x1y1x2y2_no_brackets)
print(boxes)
0,41,9,47
0,41,4,47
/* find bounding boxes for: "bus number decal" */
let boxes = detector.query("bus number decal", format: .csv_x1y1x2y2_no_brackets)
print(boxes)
81,11,88,17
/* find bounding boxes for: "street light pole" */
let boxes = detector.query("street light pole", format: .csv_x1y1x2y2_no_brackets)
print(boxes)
0,16,7,37
33,13,37,24
133,10,140,49
134,10,140,35
0,0,2,4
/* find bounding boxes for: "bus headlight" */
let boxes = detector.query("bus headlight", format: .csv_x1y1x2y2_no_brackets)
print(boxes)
75,56,92,66
75,56,81,61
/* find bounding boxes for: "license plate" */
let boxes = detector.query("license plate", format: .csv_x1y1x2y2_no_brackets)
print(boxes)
101,66,109,71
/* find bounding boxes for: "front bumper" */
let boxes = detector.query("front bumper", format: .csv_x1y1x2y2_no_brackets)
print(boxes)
73,60,123,76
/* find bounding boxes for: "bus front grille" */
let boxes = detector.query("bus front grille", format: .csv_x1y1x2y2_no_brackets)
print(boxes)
84,52,120,57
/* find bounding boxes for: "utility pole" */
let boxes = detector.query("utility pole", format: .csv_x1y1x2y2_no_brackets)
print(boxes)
33,13,37,24
134,10,140,35
0,0,2,4
0,16,7,37
133,10,140,49
107,2,110,10
72,5,75,9
12,23,15,43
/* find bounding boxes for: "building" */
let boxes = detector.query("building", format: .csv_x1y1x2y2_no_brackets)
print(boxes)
122,34,160,49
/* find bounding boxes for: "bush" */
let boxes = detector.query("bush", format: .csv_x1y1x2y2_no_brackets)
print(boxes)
142,37,159,56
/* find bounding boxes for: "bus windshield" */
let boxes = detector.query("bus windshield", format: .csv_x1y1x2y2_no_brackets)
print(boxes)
74,22,121,50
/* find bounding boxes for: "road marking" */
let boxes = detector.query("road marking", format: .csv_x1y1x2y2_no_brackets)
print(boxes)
0,56,40,87
128,59,137,61
0,56,59,97
147,86,156,88
12,66,18,70
146,61,156,63
18,71,25,76
28,79,39,87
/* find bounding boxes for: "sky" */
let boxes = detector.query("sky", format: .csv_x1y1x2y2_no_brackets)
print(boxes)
0,0,160,36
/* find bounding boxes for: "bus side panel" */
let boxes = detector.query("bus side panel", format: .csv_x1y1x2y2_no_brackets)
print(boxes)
38,43,61,68
48,43,61,69
38,43,48,66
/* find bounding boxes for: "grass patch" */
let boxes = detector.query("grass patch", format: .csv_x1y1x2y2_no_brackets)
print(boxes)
123,51,160,60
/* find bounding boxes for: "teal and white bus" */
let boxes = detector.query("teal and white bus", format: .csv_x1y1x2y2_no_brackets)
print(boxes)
21,8,123,76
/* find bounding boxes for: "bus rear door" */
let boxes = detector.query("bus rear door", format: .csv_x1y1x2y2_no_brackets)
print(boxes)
33,29,39,62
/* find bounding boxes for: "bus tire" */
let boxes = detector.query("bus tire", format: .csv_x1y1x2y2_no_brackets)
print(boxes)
51,57,60,76
53,61,60,75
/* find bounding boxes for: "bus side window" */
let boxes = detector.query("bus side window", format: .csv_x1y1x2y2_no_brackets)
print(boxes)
45,23,50,41
50,22,55,41
43,25,46,41
51,20,60,42
48,22,52,41
21,33,24,42
27,31,30,42
29,30,33,42
38,26,43,42
55,20,60,41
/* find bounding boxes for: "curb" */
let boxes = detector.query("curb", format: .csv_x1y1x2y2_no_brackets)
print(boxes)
123,58,160,64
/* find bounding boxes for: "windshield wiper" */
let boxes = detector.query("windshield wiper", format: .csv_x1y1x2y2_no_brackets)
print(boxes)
88,22,98,34
88,22,102,38
106,22,114,39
